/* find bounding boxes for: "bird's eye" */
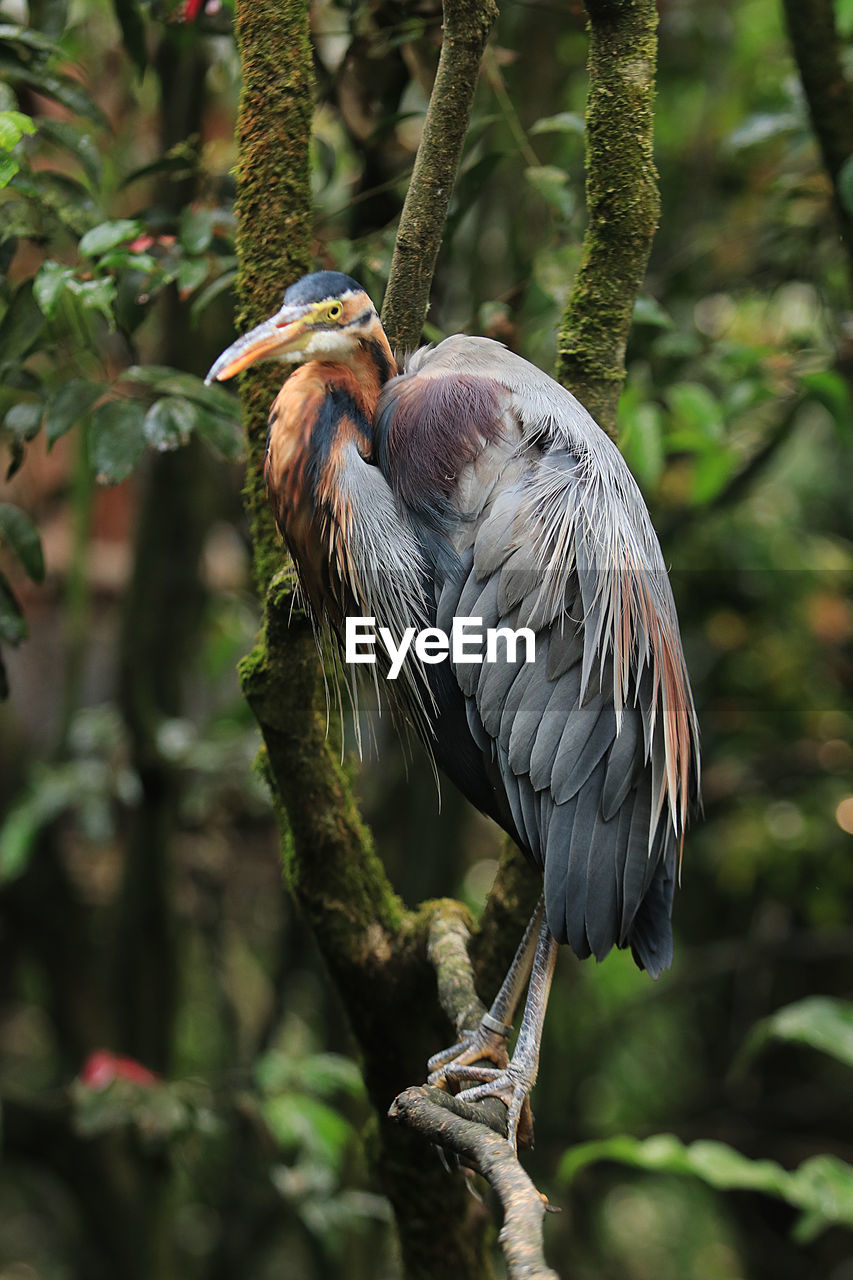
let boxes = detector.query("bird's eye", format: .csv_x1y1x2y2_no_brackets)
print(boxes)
327,302,343,321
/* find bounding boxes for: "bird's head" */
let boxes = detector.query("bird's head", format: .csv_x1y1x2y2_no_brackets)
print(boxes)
205,271,387,384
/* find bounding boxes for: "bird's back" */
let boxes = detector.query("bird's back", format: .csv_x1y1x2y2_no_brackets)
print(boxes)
375,336,700,976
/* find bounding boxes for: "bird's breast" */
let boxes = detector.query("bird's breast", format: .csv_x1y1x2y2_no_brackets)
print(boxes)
264,364,382,622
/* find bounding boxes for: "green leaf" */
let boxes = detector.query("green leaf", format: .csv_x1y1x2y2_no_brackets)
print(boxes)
179,206,214,255
835,155,853,217
0,281,46,363
621,401,664,488
800,369,852,436
0,153,18,186
790,1156,853,1243
633,296,673,330
177,256,208,296
0,57,107,127
559,1134,853,1241
194,407,244,461
33,260,75,317
79,218,141,257
38,119,102,186
45,379,104,447
692,448,735,503
4,401,43,442
524,165,574,217
0,766,75,882
89,400,146,484
0,23,59,51
111,0,148,75
666,381,724,442
28,0,69,39
122,364,212,400
68,276,117,326
122,365,239,417
529,111,585,137
0,573,26,644
190,268,236,322
0,792,44,880
261,1094,354,1172
738,997,853,1074
725,111,800,153
0,503,44,582
256,1050,364,1100
143,397,195,451
0,108,36,150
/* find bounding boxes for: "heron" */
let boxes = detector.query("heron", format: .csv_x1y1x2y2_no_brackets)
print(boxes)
206,270,700,1150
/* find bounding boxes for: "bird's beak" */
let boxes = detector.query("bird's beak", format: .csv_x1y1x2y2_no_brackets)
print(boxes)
204,305,311,384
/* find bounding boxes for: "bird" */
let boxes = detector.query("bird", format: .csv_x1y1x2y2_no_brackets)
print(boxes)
206,269,700,1149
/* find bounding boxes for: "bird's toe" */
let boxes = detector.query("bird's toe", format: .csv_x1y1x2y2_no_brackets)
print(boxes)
426,1025,510,1084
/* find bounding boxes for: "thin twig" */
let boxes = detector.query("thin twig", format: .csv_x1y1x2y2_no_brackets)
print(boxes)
428,905,489,1035
392,1087,560,1280
555,0,660,436
781,0,853,282
381,0,499,350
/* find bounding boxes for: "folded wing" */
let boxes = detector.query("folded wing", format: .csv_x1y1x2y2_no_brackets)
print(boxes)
376,337,700,976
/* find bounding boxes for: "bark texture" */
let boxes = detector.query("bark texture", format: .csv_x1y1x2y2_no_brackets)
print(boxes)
381,0,498,352
232,2,503,1275
555,0,660,437
781,0,853,283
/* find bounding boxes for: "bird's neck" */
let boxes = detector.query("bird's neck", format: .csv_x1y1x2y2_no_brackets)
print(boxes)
329,329,396,421
264,334,398,622
266,332,396,542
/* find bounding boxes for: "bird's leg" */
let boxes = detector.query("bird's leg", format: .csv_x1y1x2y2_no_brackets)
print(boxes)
427,896,544,1085
439,912,559,1153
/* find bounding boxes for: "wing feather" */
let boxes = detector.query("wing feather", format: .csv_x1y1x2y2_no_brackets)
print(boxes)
374,336,700,974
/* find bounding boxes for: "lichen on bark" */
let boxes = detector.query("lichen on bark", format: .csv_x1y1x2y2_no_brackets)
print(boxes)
231,2,503,1274
781,0,853,286
381,0,498,352
555,0,661,438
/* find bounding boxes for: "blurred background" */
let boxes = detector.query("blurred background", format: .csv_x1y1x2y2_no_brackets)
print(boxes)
0,0,852,1277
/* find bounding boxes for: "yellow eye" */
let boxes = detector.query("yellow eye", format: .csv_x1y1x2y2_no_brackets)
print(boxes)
326,301,343,321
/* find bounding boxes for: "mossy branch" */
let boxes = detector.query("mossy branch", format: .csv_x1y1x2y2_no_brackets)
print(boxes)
381,0,498,352
391,1088,560,1280
232,0,402,950
781,0,853,284
233,0,313,594
555,0,661,438
232,5,507,1273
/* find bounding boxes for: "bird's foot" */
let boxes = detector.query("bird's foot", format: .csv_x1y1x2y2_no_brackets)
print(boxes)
453,1063,534,1153
427,1026,534,1152
427,1021,511,1084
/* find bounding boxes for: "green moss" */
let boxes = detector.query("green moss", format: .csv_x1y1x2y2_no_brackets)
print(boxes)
555,0,660,438
381,0,497,351
233,0,312,593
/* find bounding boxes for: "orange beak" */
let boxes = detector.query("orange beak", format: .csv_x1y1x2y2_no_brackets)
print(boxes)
204,305,311,384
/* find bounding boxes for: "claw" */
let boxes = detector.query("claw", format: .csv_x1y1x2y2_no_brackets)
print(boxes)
455,1068,533,1152
427,1030,534,1151
425,904,554,1155
427,1025,509,1084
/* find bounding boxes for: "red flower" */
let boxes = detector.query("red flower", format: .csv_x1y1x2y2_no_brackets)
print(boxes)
80,1050,159,1090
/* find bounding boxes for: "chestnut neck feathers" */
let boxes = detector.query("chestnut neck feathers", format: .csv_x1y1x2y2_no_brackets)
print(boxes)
263,316,397,587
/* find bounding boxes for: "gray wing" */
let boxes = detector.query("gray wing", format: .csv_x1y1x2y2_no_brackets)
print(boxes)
378,336,699,976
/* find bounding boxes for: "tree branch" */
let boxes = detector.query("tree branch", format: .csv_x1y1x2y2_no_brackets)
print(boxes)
555,0,661,437
428,901,488,1034
381,0,498,351
781,0,853,282
392,1088,560,1280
